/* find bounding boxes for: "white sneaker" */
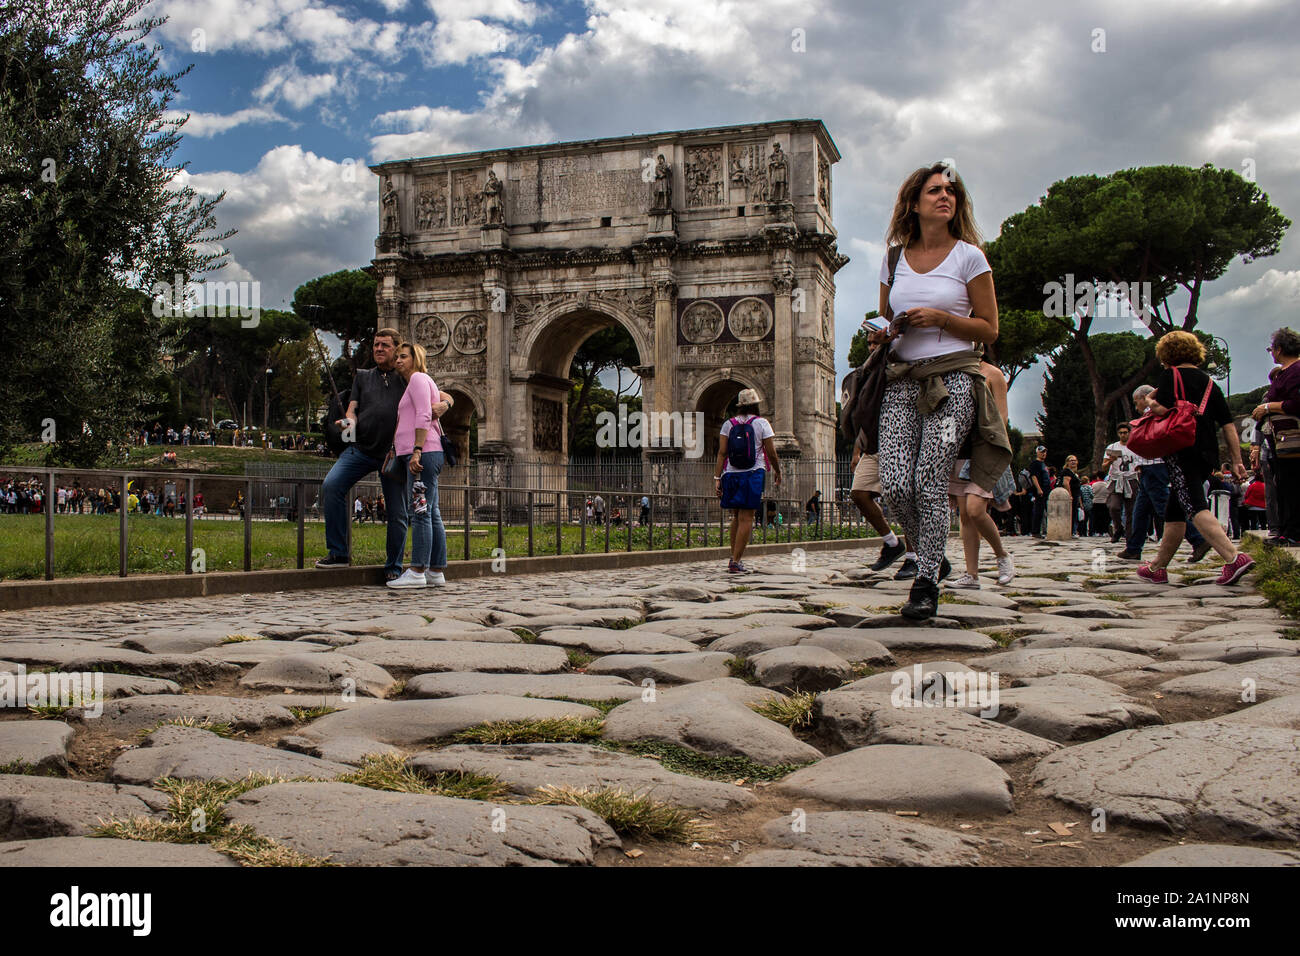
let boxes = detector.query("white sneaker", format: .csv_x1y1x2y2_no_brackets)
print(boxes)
425,571,446,586
386,569,427,589
996,555,1015,586
949,572,981,589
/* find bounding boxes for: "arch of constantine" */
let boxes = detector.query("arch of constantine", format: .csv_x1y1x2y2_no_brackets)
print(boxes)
369,119,849,499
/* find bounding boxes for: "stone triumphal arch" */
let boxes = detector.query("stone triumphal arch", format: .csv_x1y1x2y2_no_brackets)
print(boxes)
369,119,848,495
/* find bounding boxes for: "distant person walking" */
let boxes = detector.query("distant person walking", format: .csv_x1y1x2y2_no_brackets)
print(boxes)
1251,327,1300,544
1136,332,1253,586
714,388,781,573
1101,424,1138,543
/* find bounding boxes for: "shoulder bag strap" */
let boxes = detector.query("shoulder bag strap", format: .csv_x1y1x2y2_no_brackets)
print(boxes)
1196,375,1213,415
884,245,902,322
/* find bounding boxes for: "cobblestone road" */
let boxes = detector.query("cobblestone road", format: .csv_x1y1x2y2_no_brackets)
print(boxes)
2,537,1298,867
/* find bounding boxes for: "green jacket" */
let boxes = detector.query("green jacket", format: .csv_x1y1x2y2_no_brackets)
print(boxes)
884,349,1012,491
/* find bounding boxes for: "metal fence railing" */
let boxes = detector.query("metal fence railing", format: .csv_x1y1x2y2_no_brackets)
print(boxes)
0,464,876,581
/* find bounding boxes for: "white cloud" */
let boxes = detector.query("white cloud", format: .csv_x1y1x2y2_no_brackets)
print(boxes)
256,63,340,109
166,106,287,137
409,18,521,66
426,0,540,25
149,0,406,63
175,145,376,304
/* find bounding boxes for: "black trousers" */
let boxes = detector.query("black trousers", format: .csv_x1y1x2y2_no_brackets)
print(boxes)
1274,454,1300,540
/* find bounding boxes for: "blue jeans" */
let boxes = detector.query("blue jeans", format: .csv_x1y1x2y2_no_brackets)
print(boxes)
321,445,409,574
399,451,446,570
1127,463,1204,556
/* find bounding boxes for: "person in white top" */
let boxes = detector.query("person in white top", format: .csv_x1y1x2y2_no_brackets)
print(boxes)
1100,423,1138,543
713,388,781,573
868,162,999,620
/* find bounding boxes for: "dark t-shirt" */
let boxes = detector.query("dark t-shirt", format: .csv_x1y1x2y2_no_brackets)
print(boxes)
1028,460,1050,497
1060,468,1082,507
352,367,407,461
1154,366,1231,473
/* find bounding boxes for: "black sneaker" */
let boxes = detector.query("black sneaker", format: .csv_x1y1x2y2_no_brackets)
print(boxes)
1188,540,1212,564
900,577,939,621
894,557,918,580
939,556,952,582
871,540,906,571
315,555,349,568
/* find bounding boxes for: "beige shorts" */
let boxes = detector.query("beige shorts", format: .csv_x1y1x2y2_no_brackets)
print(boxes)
851,453,881,496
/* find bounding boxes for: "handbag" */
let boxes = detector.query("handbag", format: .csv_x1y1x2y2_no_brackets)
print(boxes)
438,420,458,467
1263,414,1300,458
840,245,902,455
381,446,402,478
1127,368,1211,459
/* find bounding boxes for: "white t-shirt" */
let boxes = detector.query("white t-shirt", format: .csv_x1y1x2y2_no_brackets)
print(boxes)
880,240,990,362
719,415,774,474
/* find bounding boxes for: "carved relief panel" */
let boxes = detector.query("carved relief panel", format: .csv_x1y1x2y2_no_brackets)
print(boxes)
684,145,724,208
452,313,486,354
414,314,450,355
728,142,770,204
451,170,485,227
532,397,563,453
817,150,831,211
677,294,775,346
415,176,449,230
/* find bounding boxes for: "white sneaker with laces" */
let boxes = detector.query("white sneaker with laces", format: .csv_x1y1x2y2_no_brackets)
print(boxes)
425,571,446,586
949,572,981,589
996,555,1015,585
386,569,427,589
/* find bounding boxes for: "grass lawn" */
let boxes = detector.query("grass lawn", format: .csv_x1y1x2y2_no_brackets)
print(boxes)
0,513,872,580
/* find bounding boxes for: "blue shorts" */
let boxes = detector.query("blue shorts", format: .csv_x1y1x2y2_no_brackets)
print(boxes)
721,470,766,511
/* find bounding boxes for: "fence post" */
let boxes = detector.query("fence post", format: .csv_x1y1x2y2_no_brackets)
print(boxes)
345,488,353,563
463,487,471,561
579,491,587,554
496,489,504,554
243,479,253,571
527,490,534,557
685,499,692,549
185,476,195,575
604,493,611,553
44,470,54,581
625,494,632,552
296,481,305,570
555,491,562,556
119,474,128,577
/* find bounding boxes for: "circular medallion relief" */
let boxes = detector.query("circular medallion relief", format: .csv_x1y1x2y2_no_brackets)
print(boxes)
452,313,487,354
728,297,773,341
680,300,724,344
415,315,450,355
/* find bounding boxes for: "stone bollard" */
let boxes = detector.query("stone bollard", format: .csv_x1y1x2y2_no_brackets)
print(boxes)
1046,487,1073,540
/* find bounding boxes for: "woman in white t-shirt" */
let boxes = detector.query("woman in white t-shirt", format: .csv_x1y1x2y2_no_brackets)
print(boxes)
870,162,1000,620
713,388,781,574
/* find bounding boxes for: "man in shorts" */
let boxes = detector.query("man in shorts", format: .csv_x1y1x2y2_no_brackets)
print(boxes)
851,435,925,578
713,389,781,573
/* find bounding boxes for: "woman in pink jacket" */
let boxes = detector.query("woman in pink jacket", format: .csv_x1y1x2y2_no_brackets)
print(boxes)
387,342,449,589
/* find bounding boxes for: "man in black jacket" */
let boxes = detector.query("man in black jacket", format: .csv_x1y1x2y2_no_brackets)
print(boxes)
315,329,410,579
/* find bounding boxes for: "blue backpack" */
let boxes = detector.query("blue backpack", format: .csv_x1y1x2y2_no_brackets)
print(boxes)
726,417,758,470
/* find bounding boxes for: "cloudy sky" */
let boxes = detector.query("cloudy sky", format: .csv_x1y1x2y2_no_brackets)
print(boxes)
155,0,1300,432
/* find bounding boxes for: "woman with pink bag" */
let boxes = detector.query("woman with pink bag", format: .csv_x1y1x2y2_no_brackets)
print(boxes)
1134,331,1253,586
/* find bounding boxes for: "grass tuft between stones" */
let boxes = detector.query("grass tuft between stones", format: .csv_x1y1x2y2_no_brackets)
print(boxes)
452,716,605,745
289,705,340,722
96,773,331,867
528,785,707,843
0,759,56,776
1241,538,1300,620
565,649,596,670
748,691,817,729
339,752,509,800
220,634,266,644
726,657,757,683
511,627,538,643
139,717,237,739
596,740,807,782
523,693,625,716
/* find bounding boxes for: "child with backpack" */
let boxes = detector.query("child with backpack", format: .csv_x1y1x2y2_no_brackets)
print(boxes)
713,388,782,573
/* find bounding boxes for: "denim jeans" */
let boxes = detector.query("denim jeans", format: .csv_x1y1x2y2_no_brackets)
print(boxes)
1031,495,1047,535
399,451,446,570
321,445,409,573
1126,462,1204,556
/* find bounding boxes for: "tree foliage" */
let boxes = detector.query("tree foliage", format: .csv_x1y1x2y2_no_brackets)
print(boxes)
0,0,231,464
568,324,639,452
292,269,378,378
